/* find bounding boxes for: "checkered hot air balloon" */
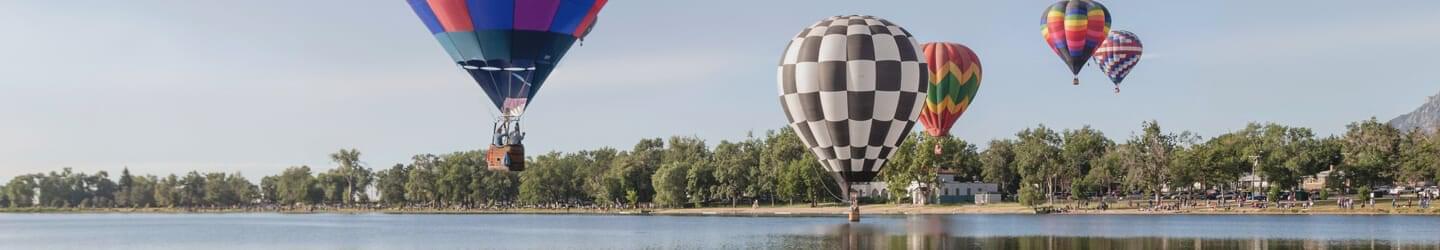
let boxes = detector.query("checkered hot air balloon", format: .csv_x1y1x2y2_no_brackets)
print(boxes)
919,42,981,139
1041,0,1111,85
777,15,928,186
1093,30,1142,93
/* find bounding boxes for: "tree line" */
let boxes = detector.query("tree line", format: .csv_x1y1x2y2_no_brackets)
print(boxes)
3,118,1438,209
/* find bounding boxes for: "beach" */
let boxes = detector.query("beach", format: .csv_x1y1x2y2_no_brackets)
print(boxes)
7,200,1437,216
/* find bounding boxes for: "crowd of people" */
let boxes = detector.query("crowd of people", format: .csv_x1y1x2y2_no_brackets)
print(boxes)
1062,188,1440,213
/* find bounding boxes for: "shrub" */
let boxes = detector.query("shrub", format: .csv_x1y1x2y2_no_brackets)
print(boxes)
1018,185,1045,207
1319,189,1330,200
1267,186,1281,203
1355,186,1372,201
1069,180,1090,200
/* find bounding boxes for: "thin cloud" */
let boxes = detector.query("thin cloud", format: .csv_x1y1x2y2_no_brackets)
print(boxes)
1192,12,1440,61
546,49,755,88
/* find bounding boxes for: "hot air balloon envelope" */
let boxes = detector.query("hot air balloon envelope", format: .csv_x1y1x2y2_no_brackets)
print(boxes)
777,15,928,184
919,42,981,137
1093,30,1142,92
1041,0,1110,84
406,0,607,117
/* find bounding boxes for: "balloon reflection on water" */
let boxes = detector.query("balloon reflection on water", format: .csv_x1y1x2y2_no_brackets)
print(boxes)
776,215,1428,250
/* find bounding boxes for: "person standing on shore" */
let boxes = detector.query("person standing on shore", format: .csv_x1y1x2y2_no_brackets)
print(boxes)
1369,192,1375,207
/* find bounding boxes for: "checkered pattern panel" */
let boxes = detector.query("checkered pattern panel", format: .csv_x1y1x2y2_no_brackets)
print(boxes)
777,15,928,183
1093,30,1142,86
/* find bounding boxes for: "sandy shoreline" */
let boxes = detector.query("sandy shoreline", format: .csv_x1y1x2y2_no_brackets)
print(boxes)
4,202,1437,216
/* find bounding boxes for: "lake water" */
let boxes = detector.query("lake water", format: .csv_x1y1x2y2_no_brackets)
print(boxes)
2,213,1438,249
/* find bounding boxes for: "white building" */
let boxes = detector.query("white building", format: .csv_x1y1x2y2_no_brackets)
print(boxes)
850,169,998,204
1239,173,1270,189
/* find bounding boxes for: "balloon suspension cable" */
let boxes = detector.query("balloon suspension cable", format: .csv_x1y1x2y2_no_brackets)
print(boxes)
810,163,847,203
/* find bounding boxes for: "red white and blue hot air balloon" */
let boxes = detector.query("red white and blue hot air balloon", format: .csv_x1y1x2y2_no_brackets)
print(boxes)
1093,30,1143,93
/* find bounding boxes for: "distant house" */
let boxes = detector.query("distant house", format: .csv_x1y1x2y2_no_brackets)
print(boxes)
851,182,889,200
1301,166,1338,191
1239,173,1270,190
850,169,998,205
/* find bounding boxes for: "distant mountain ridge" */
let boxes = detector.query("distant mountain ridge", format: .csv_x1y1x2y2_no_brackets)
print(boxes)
1390,90,1440,133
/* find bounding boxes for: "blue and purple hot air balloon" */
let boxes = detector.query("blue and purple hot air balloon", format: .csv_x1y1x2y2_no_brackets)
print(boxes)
406,0,606,117
405,0,608,171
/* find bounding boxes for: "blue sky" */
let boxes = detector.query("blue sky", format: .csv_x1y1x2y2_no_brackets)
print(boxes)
2,0,1438,180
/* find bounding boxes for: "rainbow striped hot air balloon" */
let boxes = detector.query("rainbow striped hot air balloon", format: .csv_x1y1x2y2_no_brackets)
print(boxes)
1041,0,1110,85
919,42,981,139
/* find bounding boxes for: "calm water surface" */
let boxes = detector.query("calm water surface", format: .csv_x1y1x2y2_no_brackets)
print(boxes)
2,213,1438,249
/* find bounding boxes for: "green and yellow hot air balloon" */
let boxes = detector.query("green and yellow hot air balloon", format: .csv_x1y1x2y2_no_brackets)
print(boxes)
918,42,981,145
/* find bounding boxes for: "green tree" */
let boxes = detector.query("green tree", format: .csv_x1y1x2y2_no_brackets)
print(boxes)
228,173,258,205
477,169,518,206
314,171,346,205
685,160,716,207
115,174,157,208
1088,144,1131,196
652,162,691,207
328,148,371,205
154,174,180,207
1186,131,1258,193
883,134,982,204
93,171,118,207
0,185,7,208
663,136,710,165
1061,126,1113,198
203,172,236,206
602,138,664,206
1017,184,1044,206
1014,125,1063,204
1242,123,1334,190
712,138,760,207
275,166,317,205
654,136,715,207
259,175,279,204
1122,121,1184,202
980,139,1020,195
375,164,409,205
519,152,586,205
405,155,439,207
1398,129,1440,184
883,133,928,204
941,137,983,182
116,168,135,207
178,171,206,207
578,147,619,205
780,154,829,206
758,129,806,205
4,174,39,207
1339,118,1403,189
433,151,482,207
